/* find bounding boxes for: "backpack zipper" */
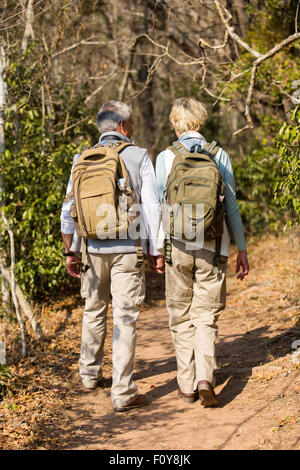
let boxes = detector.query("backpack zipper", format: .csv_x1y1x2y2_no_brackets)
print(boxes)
185,182,210,188
168,175,218,195
74,157,116,168
173,162,216,171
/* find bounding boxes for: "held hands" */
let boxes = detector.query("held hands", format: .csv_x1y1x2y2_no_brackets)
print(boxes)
148,253,165,274
236,249,249,281
66,255,82,279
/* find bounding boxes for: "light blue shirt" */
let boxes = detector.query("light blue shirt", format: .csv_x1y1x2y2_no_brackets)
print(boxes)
155,131,246,251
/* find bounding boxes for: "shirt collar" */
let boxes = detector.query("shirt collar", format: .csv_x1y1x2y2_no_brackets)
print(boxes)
99,131,132,144
178,131,205,141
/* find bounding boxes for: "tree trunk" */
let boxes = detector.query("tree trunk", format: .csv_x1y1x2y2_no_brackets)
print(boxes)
0,44,11,312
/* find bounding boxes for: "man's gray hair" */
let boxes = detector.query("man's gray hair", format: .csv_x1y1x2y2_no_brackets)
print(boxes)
96,101,132,134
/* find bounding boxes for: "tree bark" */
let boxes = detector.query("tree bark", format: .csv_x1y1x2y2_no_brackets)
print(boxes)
20,0,35,56
1,214,26,357
0,43,12,331
0,261,43,341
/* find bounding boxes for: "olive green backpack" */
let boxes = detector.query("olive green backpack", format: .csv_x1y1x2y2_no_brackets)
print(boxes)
163,140,225,267
65,141,143,270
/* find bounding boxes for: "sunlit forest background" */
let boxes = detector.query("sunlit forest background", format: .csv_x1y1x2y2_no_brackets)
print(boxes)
0,1,299,451
0,0,299,378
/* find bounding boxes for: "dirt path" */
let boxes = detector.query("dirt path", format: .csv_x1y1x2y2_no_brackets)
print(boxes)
63,311,299,450
62,235,300,451
1,232,299,450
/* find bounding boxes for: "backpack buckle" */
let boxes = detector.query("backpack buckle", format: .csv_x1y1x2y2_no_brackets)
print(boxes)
80,264,90,273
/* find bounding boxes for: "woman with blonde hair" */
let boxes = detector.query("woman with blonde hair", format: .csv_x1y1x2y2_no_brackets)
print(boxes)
155,97,249,407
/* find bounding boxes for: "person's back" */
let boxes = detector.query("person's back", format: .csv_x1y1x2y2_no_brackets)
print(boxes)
155,97,249,407
61,100,164,411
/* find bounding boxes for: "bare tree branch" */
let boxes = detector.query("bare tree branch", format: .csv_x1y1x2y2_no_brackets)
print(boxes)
213,0,300,131
199,30,229,50
84,68,118,104
296,0,300,34
50,39,116,59
142,34,205,67
20,0,35,55
245,31,300,127
214,0,262,59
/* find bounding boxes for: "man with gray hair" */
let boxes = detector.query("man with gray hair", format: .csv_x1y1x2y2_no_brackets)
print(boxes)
61,100,164,411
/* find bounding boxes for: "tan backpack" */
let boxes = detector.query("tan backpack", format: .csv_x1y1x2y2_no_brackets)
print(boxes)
66,141,143,270
163,140,225,268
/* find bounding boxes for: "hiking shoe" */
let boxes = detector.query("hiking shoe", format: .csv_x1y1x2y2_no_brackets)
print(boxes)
178,388,198,403
82,377,106,391
198,380,218,407
82,381,97,391
114,394,148,412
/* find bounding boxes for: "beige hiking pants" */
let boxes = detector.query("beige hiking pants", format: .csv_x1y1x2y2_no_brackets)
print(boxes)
166,239,227,393
79,252,145,408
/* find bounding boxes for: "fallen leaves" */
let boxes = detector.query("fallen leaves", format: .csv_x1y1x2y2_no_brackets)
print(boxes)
272,415,297,432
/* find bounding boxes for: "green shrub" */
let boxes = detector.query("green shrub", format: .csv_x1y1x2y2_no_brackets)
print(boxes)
274,105,300,228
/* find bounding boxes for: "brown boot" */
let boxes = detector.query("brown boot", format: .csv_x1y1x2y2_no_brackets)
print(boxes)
198,380,218,407
114,394,148,412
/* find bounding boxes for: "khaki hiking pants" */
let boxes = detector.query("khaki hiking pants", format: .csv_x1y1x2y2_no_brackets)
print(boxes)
79,252,145,408
166,239,227,393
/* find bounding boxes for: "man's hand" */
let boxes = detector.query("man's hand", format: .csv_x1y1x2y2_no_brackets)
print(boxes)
66,255,82,279
236,249,249,281
148,253,165,274
155,255,165,274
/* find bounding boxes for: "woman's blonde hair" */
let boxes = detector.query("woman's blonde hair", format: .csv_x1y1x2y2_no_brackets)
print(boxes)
169,97,208,135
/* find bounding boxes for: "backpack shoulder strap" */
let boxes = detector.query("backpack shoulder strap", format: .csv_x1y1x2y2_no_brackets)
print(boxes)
109,141,135,186
166,141,190,171
80,141,133,157
201,140,220,159
167,140,189,159
108,140,134,154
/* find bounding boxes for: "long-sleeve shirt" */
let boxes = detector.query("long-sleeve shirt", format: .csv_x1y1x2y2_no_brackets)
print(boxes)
61,131,161,256
155,131,246,256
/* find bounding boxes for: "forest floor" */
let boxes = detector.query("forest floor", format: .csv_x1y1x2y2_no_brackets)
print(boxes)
0,230,300,450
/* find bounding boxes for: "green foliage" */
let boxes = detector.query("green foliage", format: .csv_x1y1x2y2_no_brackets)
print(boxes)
0,47,95,298
231,135,286,233
210,0,300,236
274,105,300,227
0,0,299,301
0,365,12,400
